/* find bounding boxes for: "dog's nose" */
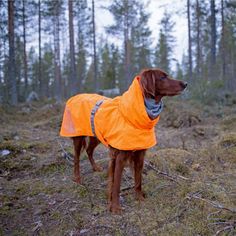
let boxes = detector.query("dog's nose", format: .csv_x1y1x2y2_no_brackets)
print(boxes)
182,82,188,89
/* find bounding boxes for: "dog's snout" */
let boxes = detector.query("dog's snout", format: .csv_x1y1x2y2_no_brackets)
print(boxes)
181,82,188,89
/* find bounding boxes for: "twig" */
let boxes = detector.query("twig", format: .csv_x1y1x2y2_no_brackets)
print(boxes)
52,198,70,212
144,160,180,183
207,210,222,220
121,185,134,192
185,193,236,235
186,192,236,213
56,138,74,165
214,225,236,236
80,225,115,235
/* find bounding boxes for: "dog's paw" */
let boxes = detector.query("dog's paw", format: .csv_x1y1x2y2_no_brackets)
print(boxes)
93,164,103,172
135,191,146,201
108,203,123,214
73,176,82,184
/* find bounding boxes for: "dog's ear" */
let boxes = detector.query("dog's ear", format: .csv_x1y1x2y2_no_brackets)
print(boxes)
139,69,156,98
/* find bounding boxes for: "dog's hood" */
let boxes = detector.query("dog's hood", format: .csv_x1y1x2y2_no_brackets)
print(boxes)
118,76,159,130
60,77,160,150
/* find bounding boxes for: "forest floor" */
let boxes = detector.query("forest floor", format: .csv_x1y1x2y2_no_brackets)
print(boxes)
0,97,236,236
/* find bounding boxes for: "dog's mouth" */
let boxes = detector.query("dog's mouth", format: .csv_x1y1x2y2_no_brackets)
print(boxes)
159,88,185,96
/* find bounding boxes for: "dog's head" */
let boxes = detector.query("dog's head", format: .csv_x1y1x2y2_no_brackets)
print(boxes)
139,68,187,101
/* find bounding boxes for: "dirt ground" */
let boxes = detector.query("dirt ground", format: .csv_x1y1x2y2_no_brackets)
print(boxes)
0,98,236,236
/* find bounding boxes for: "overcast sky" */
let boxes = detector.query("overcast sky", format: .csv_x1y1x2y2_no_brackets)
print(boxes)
94,0,188,64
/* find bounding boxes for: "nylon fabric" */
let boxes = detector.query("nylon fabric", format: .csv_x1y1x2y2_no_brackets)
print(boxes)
60,76,160,150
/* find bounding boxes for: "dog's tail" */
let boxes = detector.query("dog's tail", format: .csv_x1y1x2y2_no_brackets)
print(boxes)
81,136,89,152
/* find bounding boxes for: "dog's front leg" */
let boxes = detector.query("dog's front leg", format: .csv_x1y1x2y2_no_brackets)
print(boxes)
134,150,146,201
72,137,84,184
110,152,126,214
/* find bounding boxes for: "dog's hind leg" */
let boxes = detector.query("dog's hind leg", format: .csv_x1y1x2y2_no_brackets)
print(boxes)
134,150,146,201
72,136,86,184
107,158,115,210
86,137,103,172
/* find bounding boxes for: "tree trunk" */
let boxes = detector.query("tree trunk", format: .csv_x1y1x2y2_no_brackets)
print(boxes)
210,0,216,77
187,0,193,80
221,0,226,80
22,0,28,100
8,0,17,105
68,0,77,96
38,0,43,98
92,0,98,92
196,0,201,77
124,3,131,91
53,2,62,101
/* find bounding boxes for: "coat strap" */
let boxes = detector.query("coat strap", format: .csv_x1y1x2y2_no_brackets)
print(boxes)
90,100,104,136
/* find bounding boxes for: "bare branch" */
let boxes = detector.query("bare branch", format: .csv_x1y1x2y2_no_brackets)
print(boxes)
186,191,236,213
144,160,190,183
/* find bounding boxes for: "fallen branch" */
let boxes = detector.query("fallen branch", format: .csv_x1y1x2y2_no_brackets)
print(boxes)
214,224,236,236
56,138,74,165
80,224,115,235
144,160,190,184
121,185,134,192
186,191,236,213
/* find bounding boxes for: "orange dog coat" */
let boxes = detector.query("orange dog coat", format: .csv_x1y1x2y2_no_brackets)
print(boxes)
60,76,160,150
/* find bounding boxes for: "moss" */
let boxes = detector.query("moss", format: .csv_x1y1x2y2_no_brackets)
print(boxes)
0,159,33,173
219,133,236,148
221,115,236,131
175,163,189,175
36,162,67,175
0,141,23,153
0,140,51,155
33,116,61,130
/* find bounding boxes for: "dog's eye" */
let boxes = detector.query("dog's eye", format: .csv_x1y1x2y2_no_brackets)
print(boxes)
160,77,166,80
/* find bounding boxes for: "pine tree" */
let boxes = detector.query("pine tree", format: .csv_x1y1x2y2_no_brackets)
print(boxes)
99,42,120,90
223,1,236,91
91,0,98,92
187,0,193,80
74,0,91,93
130,2,152,75
0,0,8,103
45,0,64,101
68,0,77,97
8,0,17,105
107,0,141,91
210,0,217,80
155,11,175,73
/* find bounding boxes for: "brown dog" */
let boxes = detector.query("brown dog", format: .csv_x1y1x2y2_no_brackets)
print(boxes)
60,68,187,214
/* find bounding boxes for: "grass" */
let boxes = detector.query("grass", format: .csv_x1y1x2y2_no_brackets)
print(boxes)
0,100,235,235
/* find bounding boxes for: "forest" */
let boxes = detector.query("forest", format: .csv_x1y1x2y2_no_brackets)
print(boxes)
0,0,236,104
0,0,236,235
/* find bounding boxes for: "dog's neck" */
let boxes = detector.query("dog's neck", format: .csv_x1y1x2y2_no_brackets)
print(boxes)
144,96,163,120
154,95,163,104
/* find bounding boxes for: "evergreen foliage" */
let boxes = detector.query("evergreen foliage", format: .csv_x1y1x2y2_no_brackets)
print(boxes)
0,0,235,104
